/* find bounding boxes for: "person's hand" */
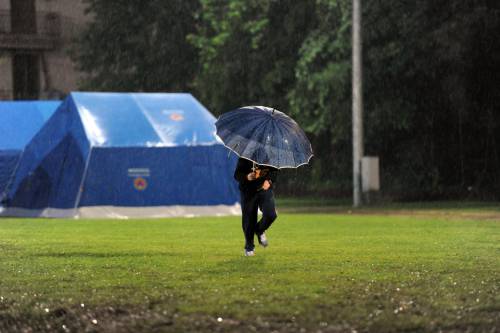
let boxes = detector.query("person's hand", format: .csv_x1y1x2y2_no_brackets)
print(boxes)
262,180,271,190
247,172,256,181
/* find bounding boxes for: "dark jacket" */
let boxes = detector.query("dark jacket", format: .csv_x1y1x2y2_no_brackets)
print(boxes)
234,158,278,193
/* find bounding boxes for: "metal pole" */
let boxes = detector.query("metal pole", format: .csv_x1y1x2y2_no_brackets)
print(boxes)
352,0,364,207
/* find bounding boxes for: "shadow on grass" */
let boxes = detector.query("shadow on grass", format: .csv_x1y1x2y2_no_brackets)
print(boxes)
29,251,178,259
202,254,268,275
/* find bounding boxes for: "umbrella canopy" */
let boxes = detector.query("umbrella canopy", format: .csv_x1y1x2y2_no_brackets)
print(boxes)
215,106,313,168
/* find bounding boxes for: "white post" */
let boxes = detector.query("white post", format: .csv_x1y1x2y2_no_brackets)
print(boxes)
352,0,364,207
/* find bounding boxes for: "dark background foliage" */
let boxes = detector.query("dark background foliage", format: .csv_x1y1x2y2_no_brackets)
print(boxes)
72,0,500,200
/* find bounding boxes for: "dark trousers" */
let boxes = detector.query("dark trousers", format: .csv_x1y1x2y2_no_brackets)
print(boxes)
240,189,277,251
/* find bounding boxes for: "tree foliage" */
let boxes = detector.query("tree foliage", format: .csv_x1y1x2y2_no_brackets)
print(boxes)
189,0,317,114
73,0,199,92
361,0,500,198
287,0,352,188
288,0,500,197
72,0,500,199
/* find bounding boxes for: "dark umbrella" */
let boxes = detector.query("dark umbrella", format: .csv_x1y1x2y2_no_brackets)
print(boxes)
215,106,313,168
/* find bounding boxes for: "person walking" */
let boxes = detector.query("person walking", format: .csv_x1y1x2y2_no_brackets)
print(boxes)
234,157,278,256
216,106,312,255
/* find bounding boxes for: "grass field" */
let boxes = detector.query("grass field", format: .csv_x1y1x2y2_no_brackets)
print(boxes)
0,203,499,332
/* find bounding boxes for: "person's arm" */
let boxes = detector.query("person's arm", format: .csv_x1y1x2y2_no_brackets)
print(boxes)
262,168,278,190
234,158,255,183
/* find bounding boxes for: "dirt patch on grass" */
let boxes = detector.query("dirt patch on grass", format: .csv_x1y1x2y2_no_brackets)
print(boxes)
1,300,498,333
0,304,352,333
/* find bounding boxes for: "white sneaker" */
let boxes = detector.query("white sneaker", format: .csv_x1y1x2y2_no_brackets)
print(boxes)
258,233,268,247
245,250,255,256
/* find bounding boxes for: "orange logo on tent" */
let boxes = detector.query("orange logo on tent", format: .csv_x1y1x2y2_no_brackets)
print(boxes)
133,177,148,191
170,113,184,121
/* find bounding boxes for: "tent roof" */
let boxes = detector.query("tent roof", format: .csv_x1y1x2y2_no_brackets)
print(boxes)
69,92,219,147
0,101,60,150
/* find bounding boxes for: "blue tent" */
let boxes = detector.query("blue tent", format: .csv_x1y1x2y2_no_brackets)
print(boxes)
0,101,60,202
1,92,240,218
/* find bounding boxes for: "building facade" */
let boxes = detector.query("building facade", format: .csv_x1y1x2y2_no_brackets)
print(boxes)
0,0,87,100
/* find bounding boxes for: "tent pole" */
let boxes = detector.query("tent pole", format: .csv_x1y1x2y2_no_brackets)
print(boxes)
1,148,27,202
73,147,93,218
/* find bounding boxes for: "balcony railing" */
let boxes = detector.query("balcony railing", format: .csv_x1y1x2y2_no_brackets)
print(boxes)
0,10,62,50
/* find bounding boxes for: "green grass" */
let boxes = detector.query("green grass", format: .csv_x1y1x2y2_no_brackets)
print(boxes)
0,210,499,332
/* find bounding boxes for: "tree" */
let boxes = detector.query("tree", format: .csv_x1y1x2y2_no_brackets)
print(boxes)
288,0,500,198
189,0,317,115
361,0,500,198
287,0,352,189
71,0,500,198
72,0,199,92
